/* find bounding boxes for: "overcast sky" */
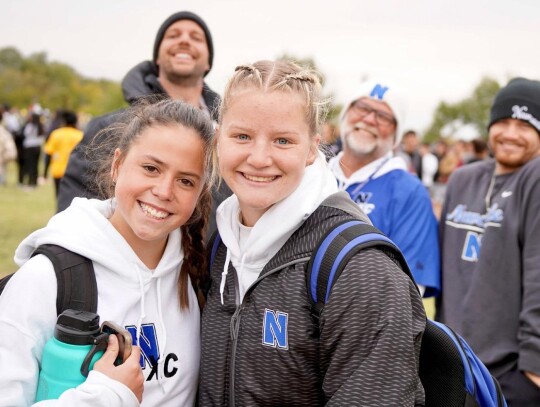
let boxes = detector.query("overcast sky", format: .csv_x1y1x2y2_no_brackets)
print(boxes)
2,0,539,136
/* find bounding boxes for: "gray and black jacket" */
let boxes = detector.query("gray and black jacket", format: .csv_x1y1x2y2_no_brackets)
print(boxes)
57,61,228,235
199,193,426,406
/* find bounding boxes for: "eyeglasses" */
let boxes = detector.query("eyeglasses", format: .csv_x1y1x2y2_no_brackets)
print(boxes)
349,100,396,127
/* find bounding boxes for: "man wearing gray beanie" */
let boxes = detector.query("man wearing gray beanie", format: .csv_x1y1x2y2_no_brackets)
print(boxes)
438,77,540,406
58,11,230,235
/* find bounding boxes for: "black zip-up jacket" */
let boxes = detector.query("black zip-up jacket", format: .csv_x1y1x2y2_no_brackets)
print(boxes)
199,193,426,406
57,61,229,235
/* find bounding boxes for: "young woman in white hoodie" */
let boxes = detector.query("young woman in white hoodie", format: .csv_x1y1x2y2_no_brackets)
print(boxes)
0,99,215,406
198,60,426,405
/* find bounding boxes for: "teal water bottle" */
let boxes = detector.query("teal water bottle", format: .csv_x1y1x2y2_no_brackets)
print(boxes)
35,309,108,401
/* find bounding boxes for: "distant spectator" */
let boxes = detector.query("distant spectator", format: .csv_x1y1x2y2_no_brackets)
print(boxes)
43,111,83,197
42,108,65,183
20,113,45,188
419,142,438,190
2,104,24,183
0,110,17,185
401,129,422,177
321,121,341,159
466,138,490,163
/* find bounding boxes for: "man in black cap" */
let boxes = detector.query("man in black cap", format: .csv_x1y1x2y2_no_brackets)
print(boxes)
437,77,540,405
58,11,229,234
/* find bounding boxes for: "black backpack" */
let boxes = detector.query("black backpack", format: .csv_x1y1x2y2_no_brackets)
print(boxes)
0,244,97,315
209,220,507,407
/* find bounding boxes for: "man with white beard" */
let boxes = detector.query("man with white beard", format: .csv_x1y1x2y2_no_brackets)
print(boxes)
328,79,440,297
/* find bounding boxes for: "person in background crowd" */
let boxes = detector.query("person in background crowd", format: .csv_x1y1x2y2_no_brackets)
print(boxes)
419,141,439,191
42,109,66,184
328,79,440,297
2,104,24,184
43,111,83,198
438,77,540,406
58,11,230,236
465,137,490,163
20,112,45,189
0,109,17,185
400,129,422,177
321,121,342,159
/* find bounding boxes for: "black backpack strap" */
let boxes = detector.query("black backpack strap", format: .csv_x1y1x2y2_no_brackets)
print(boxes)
306,219,412,324
31,244,97,315
0,273,15,294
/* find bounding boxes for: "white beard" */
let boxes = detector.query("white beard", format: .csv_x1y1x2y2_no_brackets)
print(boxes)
342,122,378,156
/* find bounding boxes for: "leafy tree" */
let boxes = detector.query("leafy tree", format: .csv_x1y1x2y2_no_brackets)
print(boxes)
0,47,126,116
423,77,501,142
277,53,342,124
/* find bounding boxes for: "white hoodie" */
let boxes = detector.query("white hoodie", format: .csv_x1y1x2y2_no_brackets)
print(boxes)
216,153,339,304
0,198,200,407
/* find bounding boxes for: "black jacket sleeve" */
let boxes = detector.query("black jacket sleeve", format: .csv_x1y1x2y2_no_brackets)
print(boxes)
57,111,125,212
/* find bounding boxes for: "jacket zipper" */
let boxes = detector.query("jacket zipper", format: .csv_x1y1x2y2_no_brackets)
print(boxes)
229,305,243,406
227,257,309,405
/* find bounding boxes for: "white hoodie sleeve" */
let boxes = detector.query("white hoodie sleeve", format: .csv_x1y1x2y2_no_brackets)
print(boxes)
0,255,138,407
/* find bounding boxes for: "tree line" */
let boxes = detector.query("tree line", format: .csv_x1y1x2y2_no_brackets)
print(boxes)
0,47,126,117
0,46,503,141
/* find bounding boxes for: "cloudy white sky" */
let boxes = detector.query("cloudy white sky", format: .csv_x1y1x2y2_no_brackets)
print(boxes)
2,0,539,135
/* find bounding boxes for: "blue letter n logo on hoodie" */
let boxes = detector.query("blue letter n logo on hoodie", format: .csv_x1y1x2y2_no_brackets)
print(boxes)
370,84,389,100
262,308,289,350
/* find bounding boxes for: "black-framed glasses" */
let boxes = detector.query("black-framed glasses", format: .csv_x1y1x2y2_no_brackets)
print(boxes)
349,100,396,127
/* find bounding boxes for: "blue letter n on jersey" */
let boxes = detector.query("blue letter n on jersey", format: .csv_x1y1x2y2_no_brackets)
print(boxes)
262,308,289,350
462,231,482,262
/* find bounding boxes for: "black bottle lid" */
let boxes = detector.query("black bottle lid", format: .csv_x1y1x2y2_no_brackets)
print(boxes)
54,309,101,345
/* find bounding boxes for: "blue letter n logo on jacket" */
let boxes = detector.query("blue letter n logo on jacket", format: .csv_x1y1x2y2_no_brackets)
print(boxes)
262,308,289,350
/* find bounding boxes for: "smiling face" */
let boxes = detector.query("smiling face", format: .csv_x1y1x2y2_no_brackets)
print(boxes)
156,19,210,81
217,89,318,226
109,124,205,254
340,97,396,162
489,118,540,174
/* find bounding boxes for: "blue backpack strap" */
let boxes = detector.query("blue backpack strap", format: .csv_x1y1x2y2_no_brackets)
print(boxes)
209,231,222,270
306,219,411,322
31,244,97,315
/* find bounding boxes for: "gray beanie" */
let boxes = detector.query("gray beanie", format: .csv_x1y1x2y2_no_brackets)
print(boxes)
152,11,214,77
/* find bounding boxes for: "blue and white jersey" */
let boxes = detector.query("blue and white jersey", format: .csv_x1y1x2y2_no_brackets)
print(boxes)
329,153,441,297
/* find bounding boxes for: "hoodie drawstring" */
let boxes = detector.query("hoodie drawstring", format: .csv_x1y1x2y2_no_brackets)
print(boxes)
220,249,232,305
135,265,146,346
135,265,167,392
156,278,167,392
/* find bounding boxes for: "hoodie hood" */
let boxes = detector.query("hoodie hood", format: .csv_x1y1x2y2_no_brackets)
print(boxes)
216,152,338,303
121,61,166,104
328,152,408,191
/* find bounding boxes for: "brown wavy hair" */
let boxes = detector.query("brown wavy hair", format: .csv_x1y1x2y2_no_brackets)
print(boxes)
90,97,216,310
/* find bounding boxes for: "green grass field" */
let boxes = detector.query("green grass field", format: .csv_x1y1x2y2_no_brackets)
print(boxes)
0,161,55,278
